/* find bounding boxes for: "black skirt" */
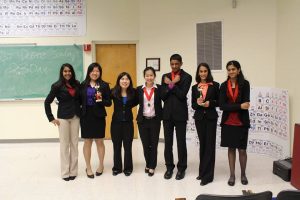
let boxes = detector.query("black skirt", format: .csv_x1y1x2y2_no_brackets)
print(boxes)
221,124,249,149
81,106,106,139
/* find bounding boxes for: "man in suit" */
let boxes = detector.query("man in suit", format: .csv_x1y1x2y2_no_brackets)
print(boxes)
161,54,192,180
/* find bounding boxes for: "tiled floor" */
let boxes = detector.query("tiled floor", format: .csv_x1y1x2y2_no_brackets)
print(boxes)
0,140,295,200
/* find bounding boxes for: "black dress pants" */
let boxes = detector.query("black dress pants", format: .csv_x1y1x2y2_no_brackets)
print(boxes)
111,121,134,172
163,120,187,172
138,118,161,169
195,117,217,182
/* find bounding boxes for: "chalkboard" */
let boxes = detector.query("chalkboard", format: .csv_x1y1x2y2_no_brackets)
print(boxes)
0,45,83,100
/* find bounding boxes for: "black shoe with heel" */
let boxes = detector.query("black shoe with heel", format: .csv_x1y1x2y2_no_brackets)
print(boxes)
227,176,235,186
86,169,94,179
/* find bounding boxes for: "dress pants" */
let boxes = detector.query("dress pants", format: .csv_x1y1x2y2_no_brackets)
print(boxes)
138,118,161,169
58,116,80,178
163,120,187,172
111,121,134,172
195,117,217,182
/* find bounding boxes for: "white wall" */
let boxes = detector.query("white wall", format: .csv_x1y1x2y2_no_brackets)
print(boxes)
2,0,298,142
276,0,300,150
0,0,139,139
138,0,277,87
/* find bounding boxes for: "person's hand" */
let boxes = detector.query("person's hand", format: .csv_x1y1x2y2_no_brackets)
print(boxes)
203,101,210,108
197,97,204,105
172,75,180,83
241,102,250,110
51,119,60,126
164,76,171,84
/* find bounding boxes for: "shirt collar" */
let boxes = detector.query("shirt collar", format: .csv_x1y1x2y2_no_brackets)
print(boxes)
142,83,157,89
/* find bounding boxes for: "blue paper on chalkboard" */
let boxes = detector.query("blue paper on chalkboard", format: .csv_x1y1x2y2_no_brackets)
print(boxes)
0,45,83,100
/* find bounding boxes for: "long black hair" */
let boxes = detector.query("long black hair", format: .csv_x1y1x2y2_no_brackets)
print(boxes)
54,63,79,88
82,62,103,86
195,62,214,83
226,60,246,86
112,72,135,100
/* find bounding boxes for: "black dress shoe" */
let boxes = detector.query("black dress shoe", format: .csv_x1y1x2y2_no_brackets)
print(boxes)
196,175,202,180
86,169,94,179
200,180,212,186
63,177,70,181
227,176,235,186
95,171,103,176
124,171,132,176
69,176,76,180
241,175,248,185
164,170,173,179
175,171,185,180
112,170,122,176
145,168,149,173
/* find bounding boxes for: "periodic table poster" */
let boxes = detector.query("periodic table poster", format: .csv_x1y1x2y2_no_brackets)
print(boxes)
0,0,86,37
186,87,290,159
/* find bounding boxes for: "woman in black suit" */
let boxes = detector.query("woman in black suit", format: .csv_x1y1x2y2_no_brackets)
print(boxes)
44,63,81,181
219,60,250,186
80,63,112,178
191,63,219,186
136,67,162,176
111,72,138,176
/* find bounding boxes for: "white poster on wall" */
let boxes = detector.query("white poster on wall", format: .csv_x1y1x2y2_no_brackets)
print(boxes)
0,0,86,37
187,87,290,159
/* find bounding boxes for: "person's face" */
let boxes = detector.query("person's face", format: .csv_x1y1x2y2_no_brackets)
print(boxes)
144,70,155,85
62,67,72,81
227,64,240,79
89,67,100,81
170,59,182,72
119,75,130,89
198,66,208,81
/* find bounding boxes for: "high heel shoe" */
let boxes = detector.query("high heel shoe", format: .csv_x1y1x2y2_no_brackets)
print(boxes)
145,168,149,173
148,169,155,177
95,171,103,176
227,175,235,186
86,168,94,179
196,175,202,180
241,175,248,185
69,176,76,180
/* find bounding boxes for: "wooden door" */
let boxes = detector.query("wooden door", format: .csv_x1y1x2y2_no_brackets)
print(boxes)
95,44,137,139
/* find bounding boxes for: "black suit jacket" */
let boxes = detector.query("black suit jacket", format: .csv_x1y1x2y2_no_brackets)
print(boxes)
136,84,163,123
44,81,81,122
191,81,220,120
111,89,138,122
80,81,112,118
161,69,192,121
219,80,250,128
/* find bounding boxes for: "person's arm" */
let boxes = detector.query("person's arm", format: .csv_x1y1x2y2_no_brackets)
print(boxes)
160,74,171,101
44,84,60,125
191,86,201,110
98,83,112,107
171,74,192,101
207,82,220,108
219,83,241,111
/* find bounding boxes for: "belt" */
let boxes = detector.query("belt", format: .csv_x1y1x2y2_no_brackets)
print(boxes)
143,116,156,120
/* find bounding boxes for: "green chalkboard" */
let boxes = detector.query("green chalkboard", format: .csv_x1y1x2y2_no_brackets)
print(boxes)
0,45,83,100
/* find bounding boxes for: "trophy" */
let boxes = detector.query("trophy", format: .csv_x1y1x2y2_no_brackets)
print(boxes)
95,85,102,102
197,86,205,106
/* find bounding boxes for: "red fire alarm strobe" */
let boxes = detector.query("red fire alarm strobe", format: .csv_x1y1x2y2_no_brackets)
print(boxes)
83,44,91,52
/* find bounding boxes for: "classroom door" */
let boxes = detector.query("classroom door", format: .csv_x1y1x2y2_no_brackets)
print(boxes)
95,44,137,139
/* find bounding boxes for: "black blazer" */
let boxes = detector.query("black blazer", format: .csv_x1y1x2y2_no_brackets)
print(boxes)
161,69,192,121
80,80,112,118
191,81,220,120
136,84,163,123
219,80,250,128
44,81,81,122
111,89,138,122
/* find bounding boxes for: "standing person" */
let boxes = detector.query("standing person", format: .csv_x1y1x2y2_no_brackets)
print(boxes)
161,54,192,180
219,60,250,186
80,62,112,179
111,72,138,176
44,63,81,181
191,63,219,186
137,67,162,177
